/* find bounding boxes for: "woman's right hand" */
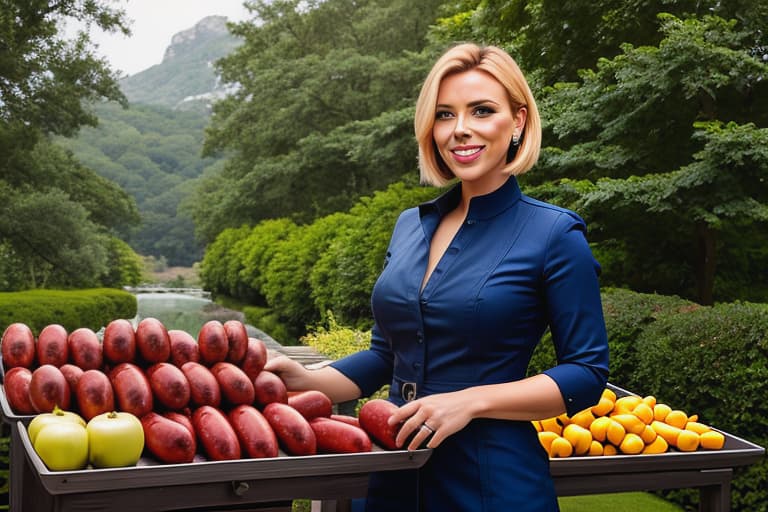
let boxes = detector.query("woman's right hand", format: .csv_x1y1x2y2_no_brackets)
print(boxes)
263,353,313,391
263,353,363,404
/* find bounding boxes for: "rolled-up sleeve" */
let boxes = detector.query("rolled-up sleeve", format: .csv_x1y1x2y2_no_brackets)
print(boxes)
329,321,393,397
541,213,609,416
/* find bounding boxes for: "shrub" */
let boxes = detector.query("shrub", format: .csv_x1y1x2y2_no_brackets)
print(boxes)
301,311,372,360
633,301,768,511
262,213,353,341
0,288,137,334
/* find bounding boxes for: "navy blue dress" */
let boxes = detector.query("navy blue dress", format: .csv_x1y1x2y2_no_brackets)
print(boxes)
331,177,609,511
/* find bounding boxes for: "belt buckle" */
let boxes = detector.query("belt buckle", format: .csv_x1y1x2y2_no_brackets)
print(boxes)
401,382,417,401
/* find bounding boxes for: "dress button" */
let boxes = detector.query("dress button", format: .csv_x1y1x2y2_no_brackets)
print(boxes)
416,331,424,343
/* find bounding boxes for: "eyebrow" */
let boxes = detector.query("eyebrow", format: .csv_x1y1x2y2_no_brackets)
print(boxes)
436,99,501,109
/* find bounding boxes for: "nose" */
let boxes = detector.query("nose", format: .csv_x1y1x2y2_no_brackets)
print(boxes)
454,114,471,138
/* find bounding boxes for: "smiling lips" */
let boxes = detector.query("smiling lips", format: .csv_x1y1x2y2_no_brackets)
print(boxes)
451,145,484,163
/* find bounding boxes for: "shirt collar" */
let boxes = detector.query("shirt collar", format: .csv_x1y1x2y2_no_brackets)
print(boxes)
419,176,522,221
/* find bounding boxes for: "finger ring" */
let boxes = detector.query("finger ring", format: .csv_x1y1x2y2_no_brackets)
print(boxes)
421,423,435,434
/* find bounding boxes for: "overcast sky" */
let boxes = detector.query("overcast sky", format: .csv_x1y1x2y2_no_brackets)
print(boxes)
77,0,252,76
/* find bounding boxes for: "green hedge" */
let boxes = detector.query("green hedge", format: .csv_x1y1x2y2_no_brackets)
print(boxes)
0,288,137,334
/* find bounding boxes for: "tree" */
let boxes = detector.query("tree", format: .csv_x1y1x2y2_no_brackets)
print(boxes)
193,0,443,241
537,15,768,304
0,0,140,288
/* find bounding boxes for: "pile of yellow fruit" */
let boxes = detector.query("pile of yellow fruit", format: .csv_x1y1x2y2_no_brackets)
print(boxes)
533,388,726,458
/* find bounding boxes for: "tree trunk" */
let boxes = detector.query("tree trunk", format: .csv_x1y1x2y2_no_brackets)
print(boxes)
695,222,716,305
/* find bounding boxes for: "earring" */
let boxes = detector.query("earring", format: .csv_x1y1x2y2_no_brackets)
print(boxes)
511,133,520,146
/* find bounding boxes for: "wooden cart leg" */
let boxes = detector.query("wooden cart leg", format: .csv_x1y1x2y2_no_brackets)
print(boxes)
698,469,732,512
9,426,24,512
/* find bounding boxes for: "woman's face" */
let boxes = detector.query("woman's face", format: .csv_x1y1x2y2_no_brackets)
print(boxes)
433,69,526,194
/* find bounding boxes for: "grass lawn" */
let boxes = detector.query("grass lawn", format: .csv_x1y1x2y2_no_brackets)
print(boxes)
559,492,682,511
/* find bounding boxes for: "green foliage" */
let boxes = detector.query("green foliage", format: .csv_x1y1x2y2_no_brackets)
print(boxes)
0,289,137,334
100,237,145,288
242,305,291,346
199,225,253,297
301,312,372,360
60,102,224,266
632,301,768,511
193,0,442,239
262,213,353,340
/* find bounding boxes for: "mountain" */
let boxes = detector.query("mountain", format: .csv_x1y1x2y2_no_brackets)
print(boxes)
59,16,240,267
119,15,242,112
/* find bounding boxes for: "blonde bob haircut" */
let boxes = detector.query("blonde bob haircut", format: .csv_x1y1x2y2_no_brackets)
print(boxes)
415,43,541,186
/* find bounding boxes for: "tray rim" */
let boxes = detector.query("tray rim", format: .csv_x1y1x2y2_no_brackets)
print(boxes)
17,420,432,495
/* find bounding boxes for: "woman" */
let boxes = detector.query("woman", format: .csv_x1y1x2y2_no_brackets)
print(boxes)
265,43,609,511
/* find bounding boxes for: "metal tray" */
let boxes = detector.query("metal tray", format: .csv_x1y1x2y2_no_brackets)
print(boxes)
17,420,432,496
549,383,765,475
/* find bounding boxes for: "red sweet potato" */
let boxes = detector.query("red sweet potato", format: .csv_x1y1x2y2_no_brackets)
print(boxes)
67,327,102,371
228,404,279,459
223,320,248,364
241,338,268,380
146,362,190,410
102,319,136,364
180,361,221,408
263,402,316,456
359,398,400,450
253,370,288,408
168,329,200,367
109,362,153,417
75,369,115,420
310,417,372,454
330,414,361,429
210,361,255,406
163,410,195,437
36,324,68,367
29,364,70,413
59,363,84,404
135,318,171,364
3,366,35,414
192,405,241,461
197,320,228,366
1,323,36,369
288,390,333,421
142,412,197,464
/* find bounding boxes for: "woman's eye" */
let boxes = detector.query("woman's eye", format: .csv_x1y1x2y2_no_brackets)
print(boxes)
435,110,454,120
474,106,495,116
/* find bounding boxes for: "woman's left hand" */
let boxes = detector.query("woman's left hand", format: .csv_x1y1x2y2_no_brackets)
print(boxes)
388,390,476,450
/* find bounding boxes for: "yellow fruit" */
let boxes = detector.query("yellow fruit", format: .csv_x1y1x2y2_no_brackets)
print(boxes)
549,436,574,458
538,431,559,453
642,395,657,408
610,413,646,435
539,417,563,435
651,420,681,446
665,410,688,429
606,419,626,446
700,431,725,450
603,443,618,456
557,413,571,427
563,423,592,455
613,395,642,414
589,416,612,442
688,414,699,423
676,429,700,452
532,420,542,432
619,433,645,454
588,440,603,456
640,424,657,444
654,403,672,422
570,409,596,429
591,396,614,417
642,435,669,454
632,403,654,425
685,421,712,435
601,388,617,403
